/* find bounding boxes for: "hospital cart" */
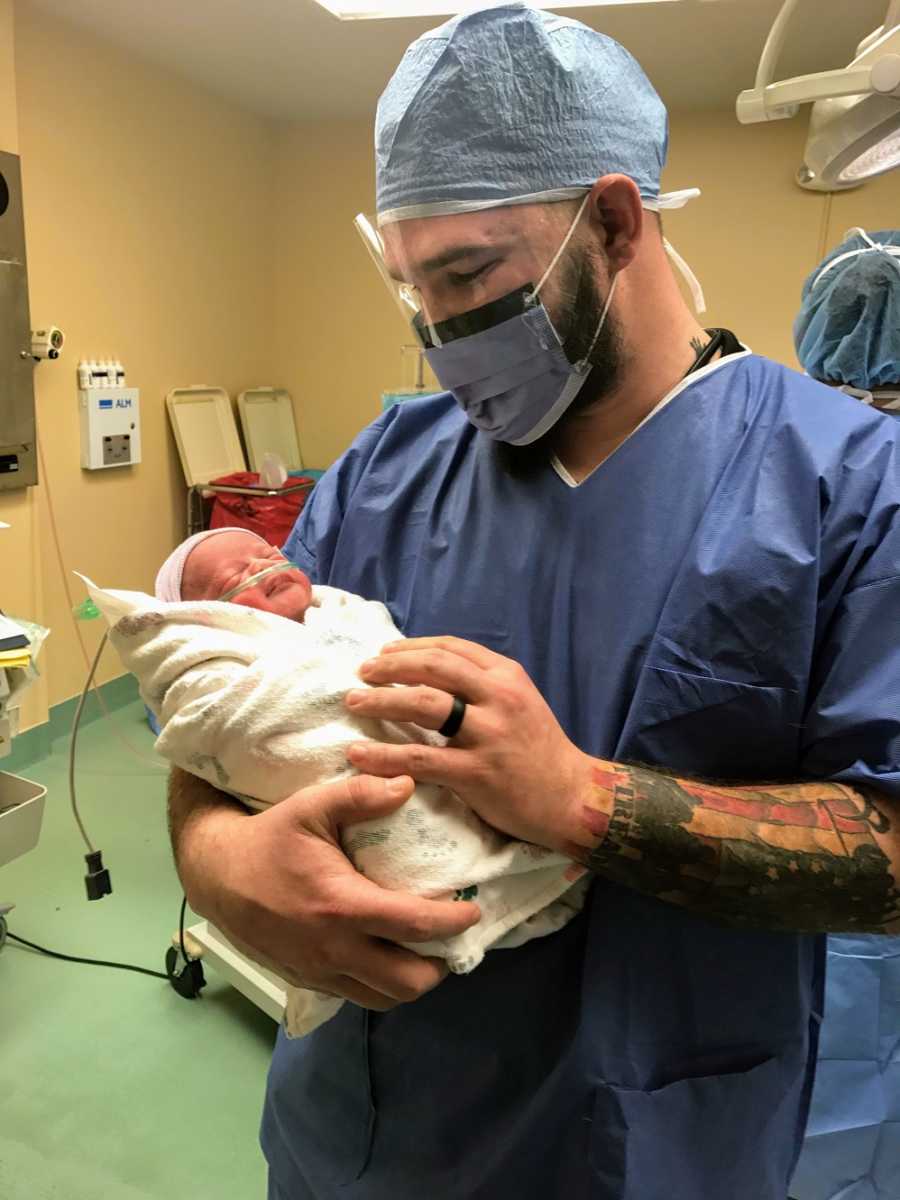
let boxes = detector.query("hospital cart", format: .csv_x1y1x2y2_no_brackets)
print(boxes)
0,771,47,951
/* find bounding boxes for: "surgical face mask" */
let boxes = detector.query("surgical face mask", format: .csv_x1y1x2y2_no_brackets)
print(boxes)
218,558,298,602
414,194,618,446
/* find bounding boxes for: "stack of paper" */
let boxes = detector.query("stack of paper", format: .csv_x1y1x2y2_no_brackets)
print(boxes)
0,615,32,672
0,614,29,652
0,649,31,670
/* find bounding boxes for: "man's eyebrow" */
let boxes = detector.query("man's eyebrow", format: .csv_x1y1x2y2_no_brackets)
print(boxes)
417,244,497,273
386,225,519,281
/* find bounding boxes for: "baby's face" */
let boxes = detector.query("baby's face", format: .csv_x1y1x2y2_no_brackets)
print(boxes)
182,532,313,622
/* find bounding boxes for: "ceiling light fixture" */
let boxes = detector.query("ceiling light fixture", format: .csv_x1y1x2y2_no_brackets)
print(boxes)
736,0,900,192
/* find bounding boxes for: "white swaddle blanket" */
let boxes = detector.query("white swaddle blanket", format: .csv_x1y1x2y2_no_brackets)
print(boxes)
81,577,587,1036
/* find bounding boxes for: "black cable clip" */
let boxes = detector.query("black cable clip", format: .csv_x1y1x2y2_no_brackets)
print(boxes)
84,850,112,901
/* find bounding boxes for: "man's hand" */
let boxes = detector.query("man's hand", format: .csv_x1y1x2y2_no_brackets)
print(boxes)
344,636,592,851
341,643,900,934
173,771,481,1010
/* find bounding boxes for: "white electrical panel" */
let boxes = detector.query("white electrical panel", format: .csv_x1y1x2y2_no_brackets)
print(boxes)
79,387,141,470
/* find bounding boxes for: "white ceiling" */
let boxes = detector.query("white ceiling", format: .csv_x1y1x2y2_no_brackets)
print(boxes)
25,0,892,122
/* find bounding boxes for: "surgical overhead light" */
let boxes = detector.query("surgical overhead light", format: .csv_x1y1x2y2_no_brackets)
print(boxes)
736,0,900,192
314,0,679,22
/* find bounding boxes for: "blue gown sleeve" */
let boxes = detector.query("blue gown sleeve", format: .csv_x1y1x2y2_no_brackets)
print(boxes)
281,408,401,584
801,428,900,800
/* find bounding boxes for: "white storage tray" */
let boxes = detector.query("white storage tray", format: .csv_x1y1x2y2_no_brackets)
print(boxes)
0,771,47,869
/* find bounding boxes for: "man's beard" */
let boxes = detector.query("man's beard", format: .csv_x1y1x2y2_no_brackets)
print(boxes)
495,253,626,478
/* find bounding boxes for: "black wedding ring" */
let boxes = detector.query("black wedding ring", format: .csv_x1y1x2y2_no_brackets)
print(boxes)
438,695,466,738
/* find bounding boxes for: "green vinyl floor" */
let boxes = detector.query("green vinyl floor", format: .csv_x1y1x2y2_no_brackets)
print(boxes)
0,700,276,1199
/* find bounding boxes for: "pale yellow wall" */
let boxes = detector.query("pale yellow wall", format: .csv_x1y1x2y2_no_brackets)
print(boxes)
271,119,443,470
13,0,276,709
272,109,900,468
827,169,900,259
271,120,399,471
0,0,15,150
664,110,823,369
0,0,47,732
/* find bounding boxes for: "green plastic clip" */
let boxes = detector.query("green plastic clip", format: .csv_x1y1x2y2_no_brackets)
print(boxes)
73,597,102,620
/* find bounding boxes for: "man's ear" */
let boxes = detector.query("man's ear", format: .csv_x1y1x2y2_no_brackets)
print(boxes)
586,175,644,272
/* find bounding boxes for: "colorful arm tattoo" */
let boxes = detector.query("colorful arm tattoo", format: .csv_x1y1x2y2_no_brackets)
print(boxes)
564,763,900,933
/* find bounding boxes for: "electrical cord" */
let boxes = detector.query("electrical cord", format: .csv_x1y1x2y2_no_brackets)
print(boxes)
6,931,169,981
38,432,164,891
69,630,108,854
6,897,200,995
177,894,189,961
65,626,115,897
27,431,203,987
36,430,166,773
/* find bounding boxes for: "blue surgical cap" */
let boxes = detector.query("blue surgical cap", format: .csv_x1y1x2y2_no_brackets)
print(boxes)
794,229,900,390
375,3,668,223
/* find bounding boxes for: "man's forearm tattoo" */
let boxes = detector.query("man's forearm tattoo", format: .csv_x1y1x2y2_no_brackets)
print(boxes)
566,764,900,933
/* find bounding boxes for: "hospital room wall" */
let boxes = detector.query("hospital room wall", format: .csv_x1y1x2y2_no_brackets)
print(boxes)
9,0,277,713
272,119,427,470
271,110,900,468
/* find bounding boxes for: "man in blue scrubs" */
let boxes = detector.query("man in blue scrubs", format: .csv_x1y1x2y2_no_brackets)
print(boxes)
168,9,900,1198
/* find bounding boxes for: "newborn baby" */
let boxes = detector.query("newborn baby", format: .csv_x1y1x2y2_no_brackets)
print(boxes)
165,528,315,619
82,527,587,1036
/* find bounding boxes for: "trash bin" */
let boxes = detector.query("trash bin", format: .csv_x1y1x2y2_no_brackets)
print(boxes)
207,471,315,547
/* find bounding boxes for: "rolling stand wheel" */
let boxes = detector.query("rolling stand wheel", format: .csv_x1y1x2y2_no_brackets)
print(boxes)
165,928,207,999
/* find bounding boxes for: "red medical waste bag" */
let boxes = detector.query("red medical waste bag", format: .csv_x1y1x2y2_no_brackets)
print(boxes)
207,472,314,547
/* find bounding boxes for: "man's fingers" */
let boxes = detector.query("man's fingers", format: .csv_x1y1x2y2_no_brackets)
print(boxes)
347,684,462,733
300,772,415,828
334,976,403,1012
357,885,481,943
344,941,450,1003
346,740,473,786
359,647,488,702
382,636,500,670
218,929,311,990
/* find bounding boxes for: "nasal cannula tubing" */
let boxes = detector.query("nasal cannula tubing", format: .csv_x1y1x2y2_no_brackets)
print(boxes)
218,559,298,602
